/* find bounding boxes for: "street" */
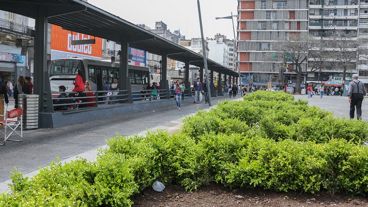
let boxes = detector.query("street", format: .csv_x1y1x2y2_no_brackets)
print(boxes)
295,95,368,121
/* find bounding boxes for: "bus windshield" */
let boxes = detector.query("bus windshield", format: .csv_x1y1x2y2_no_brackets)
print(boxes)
50,59,83,76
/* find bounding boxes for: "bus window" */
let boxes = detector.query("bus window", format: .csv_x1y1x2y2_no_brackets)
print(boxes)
50,59,83,76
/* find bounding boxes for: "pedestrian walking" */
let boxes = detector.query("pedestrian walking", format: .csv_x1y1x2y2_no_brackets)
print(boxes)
6,80,13,97
232,85,238,98
175,82,182,110
307,85,313,98
319,84,325,99
348,74,366,120
151,82,158,100
180,82,185,100
193,78,202,103
228,85,232,98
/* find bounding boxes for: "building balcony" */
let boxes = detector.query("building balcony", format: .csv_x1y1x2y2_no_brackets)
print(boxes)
309,5,358,9
309,15,358,19
238,29,308,32
359,23,368,28
310,36,358,41
239,19,308,22
309,25,357,30
238,8,308,11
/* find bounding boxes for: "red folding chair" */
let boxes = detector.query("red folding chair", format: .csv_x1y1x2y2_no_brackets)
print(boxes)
0,106,23,145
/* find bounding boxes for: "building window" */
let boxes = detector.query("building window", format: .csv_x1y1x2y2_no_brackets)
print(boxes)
359,70,368,76
266,11,271,19
261,0,266,9
273,0,287,9
272,22,278,30
260,43,270,51
258,22,267,30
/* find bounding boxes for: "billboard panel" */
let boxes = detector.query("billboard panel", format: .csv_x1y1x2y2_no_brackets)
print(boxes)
51,25,102,58
128,48,146,67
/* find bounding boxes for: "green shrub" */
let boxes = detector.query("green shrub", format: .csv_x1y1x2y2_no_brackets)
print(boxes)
165,133,211,191
245,91,294,102
2,91,368,206
182,111,249,140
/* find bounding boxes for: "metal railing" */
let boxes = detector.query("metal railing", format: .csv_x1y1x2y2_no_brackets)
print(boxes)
52,90,129,112
131,89,170,102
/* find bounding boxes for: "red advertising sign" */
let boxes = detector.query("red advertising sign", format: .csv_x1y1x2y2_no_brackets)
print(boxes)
51,24,102,58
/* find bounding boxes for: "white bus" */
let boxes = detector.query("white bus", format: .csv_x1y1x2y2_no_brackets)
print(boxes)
49,58,150,93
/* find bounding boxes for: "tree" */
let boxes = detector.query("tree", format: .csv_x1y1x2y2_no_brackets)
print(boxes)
308,37,330,82
330,32,359,82
280,36,309,94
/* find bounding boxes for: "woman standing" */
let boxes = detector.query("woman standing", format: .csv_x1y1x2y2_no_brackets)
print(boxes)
72,70,85,93
175,82,182,110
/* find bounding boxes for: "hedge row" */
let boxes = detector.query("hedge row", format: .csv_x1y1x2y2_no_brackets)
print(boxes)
1,91,367,206
183,91,368,144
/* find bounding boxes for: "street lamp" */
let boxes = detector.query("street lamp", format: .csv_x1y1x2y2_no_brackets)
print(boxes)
197,0,212,106
215,13,240,86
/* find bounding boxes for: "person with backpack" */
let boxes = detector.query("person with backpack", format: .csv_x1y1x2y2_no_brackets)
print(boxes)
348,74,367,120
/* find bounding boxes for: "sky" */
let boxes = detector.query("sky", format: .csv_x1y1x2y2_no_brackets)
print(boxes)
88,0,237,39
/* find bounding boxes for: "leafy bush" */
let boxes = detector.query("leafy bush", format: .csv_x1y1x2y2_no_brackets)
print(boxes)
182,111,249,140
2,91,368,206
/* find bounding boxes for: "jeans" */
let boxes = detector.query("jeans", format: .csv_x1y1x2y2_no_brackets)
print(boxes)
176,94,181,108
195,91,201,103
350,96,364,120
320,91,324,99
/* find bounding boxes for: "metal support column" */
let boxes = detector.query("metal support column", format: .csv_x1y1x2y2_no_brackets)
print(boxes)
224,74,227,88
184,61,190,95
217,73,222,96
35,6,53,128
160,54,168,98
120,40,132,103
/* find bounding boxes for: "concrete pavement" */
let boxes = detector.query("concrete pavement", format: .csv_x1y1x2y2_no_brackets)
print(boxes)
295,95,368,121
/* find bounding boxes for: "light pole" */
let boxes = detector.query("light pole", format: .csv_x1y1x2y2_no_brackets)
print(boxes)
215,13,240,86
197,0,212,106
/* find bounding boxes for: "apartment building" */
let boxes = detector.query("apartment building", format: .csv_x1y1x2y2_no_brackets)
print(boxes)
309,0,359,84
238,0,368,88
0,11,33,79
207,34,235,70
358,0,368,84
238,0,309,87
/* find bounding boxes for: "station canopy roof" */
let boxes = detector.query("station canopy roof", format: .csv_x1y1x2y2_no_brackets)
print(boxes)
0,0,238,76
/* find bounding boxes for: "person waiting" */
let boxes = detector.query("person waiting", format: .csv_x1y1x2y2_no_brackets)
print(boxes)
54,85,71,111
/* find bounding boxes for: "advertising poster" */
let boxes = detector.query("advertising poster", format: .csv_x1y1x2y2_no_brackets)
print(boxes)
128,48,146,67
50,25,102,60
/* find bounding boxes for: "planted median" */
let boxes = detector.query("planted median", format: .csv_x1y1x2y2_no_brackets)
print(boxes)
1,91,368,206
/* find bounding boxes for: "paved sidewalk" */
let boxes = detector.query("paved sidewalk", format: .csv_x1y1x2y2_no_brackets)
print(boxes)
0,96,235,193
295,95,368,121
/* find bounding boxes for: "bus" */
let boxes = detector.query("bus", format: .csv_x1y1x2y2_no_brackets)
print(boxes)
49,58,150,93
